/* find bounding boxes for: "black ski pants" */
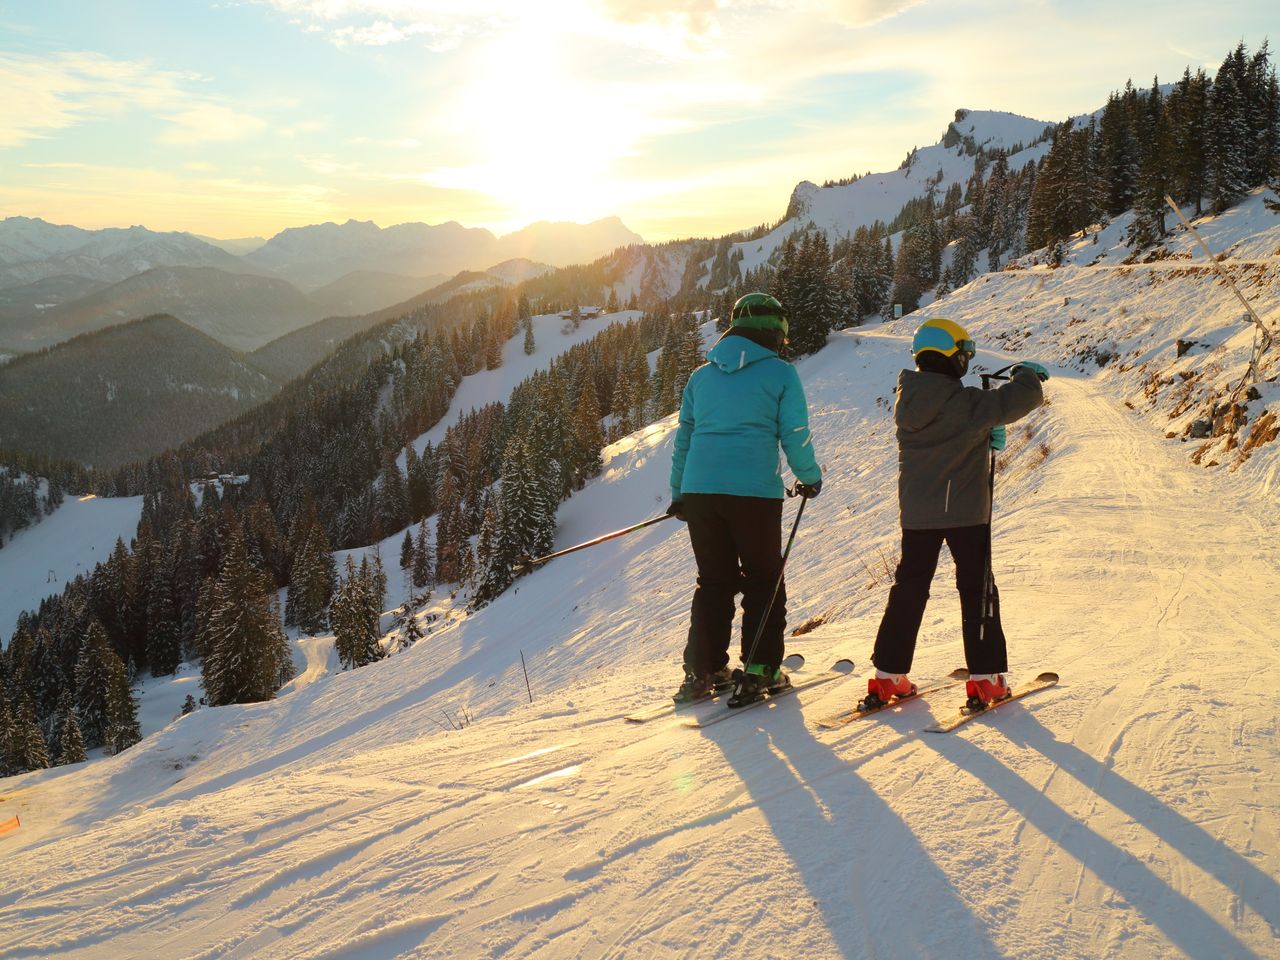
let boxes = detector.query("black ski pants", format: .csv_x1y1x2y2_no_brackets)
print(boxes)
681,493,786,675
872,524,1008,675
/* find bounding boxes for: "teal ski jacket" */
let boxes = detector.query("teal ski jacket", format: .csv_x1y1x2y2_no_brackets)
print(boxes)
670,333,822,501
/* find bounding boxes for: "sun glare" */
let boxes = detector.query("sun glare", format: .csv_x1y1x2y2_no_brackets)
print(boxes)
426,28,637,229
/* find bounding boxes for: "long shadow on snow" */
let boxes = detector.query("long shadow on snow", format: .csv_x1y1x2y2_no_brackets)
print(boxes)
707,701,1005,960
154,638,544,809
1002,712,1280,943
919,713,1272,959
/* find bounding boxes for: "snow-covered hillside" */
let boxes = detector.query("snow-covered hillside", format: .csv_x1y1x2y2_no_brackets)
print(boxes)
0,494,143,643
2,194,1278,958
729,109,1054,276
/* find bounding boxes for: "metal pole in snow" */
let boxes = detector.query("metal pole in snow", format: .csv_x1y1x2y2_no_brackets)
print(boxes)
520,651,533,703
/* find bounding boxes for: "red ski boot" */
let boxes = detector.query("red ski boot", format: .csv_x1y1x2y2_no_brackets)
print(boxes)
860,672,916,710
965,674,1011,711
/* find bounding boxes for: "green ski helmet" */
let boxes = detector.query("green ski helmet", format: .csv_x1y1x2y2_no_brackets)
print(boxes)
731,292,789,336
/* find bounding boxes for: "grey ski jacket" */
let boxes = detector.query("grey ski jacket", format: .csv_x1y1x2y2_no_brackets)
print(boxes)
894,366,1044,529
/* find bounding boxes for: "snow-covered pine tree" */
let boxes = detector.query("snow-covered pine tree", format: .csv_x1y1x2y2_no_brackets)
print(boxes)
1207,48,1252,213
103,654,141,755
412,518,433,589
74,622,115,748
145,556,181,677
472,496,512,607
1131,79,1171,248
790,231,836,354
332,558,386,670
567,366,604,491
14,692,48,772
55,688,87,765
200,531,293,706
376,458,409,541
399,528,415,573
0,688,18,776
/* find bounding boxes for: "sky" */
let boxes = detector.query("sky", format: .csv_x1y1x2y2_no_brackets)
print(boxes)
0,1,1274,243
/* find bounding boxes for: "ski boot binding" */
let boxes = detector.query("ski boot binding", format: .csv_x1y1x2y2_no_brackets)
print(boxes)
673,666,734,704
858,672,916,711
727,663,790,708
964,674,1010,712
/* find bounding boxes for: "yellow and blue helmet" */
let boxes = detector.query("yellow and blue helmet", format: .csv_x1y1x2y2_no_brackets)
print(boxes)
912,317,975,360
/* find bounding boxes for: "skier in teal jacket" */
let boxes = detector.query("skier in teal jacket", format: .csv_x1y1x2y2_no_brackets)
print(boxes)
668,292,822,707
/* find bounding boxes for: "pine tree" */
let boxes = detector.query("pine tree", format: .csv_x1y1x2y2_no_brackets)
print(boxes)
1207,48,1252,212
103,654,141,755
523,317,536,355
55,689,87,765
472,496,513,606
200,531,294,706
399,529,415,573
1131,79,1171,247
332,558,386,669
412,519,433,589
15,692,49,772
74,622,114,748
145,559,182,677
0,688,18,776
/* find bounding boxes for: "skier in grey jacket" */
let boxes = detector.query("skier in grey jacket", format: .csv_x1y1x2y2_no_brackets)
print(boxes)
865,317,1048,709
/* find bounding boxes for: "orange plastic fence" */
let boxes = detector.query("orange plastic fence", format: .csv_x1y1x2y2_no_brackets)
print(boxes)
0,815,19,835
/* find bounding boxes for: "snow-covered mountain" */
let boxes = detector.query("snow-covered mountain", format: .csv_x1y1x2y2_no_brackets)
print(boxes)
245,216,643,291
729,109,1054,275
2,189,1277,959
0,218,260,289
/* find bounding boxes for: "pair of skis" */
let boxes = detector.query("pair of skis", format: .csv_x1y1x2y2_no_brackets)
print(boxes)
625,655,855,728
626,661,1058,733
816,669,1060,733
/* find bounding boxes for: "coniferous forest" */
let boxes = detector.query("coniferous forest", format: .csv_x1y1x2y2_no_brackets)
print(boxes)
2,42,1278,777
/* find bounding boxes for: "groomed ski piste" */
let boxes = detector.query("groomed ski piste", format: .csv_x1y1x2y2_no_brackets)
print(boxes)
2,195,1279,959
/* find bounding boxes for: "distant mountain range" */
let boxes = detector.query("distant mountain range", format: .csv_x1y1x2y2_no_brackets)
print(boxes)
242,216,642,290
0,215,643,353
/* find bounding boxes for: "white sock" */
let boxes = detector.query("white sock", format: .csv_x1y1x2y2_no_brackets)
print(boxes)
875,670,906,681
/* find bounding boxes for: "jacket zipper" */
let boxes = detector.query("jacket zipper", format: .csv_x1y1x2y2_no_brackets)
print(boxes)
944,479,952,512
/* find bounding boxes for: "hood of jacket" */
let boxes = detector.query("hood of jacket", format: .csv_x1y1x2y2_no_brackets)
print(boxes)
894,368,962,432
705,332,778,374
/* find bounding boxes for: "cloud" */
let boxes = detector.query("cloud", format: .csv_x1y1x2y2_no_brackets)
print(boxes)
0,51,266,149
596,0,722,34
159,103,268,145
823,0,927,27
0,52,188,147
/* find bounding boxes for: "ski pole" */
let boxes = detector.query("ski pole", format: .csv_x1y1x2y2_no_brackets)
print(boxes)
512,513,674,573
977,370,1008,642
739,489,808,672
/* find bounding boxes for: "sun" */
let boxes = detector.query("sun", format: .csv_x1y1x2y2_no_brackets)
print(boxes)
428,31,630,229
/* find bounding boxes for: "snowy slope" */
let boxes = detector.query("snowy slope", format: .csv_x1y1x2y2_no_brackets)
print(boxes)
730,109,1054,276
0,493,144,643
2,185,1279,956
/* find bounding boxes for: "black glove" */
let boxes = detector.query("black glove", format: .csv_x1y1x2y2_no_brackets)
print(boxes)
795,480,822,499
666,499,686,521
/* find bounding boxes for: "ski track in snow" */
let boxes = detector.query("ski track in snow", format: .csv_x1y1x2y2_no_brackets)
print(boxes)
3,284,1280,956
